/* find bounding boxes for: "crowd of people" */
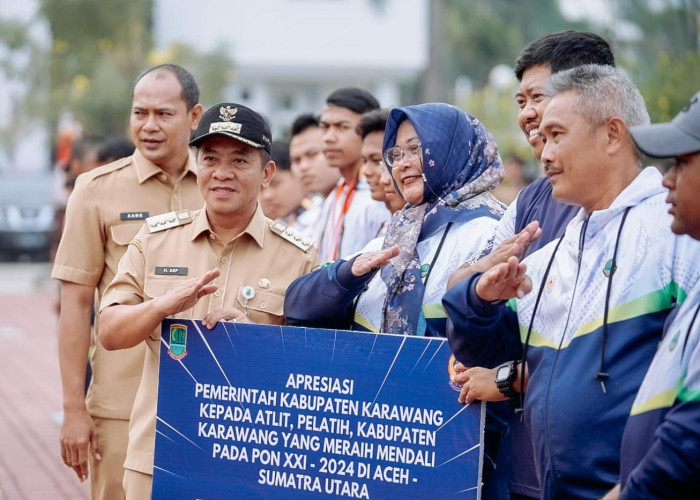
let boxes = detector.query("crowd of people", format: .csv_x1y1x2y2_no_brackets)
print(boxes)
51,29,700,500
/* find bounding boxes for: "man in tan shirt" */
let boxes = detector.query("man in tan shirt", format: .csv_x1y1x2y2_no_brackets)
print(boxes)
99,102,319,499
52,64,203,500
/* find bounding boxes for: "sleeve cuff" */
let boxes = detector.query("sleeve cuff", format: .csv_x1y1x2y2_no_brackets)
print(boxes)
51,264,100,287
468,273,506,318
335,257,377,290
99,290,143,312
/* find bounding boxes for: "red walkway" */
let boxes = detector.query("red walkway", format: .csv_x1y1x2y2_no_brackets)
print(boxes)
0,290,90,500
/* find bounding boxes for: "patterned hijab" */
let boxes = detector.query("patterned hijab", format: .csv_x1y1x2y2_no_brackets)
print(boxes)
379,103,505,335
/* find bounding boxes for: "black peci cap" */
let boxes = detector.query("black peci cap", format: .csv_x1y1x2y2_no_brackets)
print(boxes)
190,103,272,154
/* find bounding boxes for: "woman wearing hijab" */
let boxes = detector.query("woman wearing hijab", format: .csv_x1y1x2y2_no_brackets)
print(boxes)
284,103,505,336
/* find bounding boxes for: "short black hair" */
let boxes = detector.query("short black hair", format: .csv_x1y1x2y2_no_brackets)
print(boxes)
97,136,135,164
514,30,615,81
290,113,320,139
326,87,380,115
270,140,290,171
356,109,390,140
134,63,200,110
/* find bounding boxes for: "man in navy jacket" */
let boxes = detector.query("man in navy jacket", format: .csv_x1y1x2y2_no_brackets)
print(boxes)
606,91,700,500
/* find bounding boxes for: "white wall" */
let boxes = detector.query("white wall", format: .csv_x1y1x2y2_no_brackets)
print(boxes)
154,0,429,137
155,0,427,71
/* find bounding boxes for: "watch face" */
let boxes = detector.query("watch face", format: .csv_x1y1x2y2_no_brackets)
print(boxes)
495,365,510,382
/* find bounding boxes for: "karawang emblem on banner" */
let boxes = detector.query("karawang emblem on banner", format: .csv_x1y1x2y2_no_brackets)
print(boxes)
168,323,188,360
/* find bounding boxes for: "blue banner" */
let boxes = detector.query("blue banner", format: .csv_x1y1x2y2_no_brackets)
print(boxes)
154,319,483,499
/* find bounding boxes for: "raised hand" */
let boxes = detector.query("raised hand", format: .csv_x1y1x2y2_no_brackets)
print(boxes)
350,245,400,277
447,221,541,289
155,268,221,317
475,255,533,302
496,220,542,263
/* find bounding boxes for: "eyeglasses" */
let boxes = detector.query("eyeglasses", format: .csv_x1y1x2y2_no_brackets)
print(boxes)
384,143,422,167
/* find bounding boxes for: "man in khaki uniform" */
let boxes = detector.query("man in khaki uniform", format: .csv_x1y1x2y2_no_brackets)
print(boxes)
99,102,319,499
52,64,203,499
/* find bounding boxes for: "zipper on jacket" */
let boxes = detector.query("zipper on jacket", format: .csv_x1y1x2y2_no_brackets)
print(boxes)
543,212,590,491
577,214,589,265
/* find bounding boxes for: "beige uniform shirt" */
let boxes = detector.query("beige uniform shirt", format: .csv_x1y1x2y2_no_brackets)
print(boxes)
52,150,203,420
100,205,318,474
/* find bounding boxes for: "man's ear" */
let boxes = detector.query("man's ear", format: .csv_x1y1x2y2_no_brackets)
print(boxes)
190,103,204,130
261,160,276,188
605,116,626,155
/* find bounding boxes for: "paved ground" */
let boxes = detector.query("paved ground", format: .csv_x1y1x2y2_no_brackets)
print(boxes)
0,263,90,499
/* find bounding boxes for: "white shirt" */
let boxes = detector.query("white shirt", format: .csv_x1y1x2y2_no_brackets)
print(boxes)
316,177,390,262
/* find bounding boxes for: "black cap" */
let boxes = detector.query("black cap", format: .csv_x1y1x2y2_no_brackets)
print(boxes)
190,103,272,154
630,91,700,158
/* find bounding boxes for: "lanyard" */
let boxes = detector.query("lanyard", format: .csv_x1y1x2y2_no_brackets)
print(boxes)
376,222,453,336
325,175,357,261
681,301,700,357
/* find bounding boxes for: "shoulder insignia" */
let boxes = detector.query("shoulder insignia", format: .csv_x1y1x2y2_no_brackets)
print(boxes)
269,220,314,252
146,210,194,233
129,238,143,254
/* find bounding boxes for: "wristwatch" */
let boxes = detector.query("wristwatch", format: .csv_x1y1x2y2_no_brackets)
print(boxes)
494,360,518,398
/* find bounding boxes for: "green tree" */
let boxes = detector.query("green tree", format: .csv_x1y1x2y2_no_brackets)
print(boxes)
443,0,586,89
441,0,587,158
1,0,236,160
637,50,700,122
39,0,153,136
441,0,699,157
611,0,699,121
153,42,236,109
39,0,237,135
0,17,49,158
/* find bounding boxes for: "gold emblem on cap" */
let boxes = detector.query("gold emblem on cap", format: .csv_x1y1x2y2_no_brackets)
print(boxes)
258,278,271,289
219,105,238,121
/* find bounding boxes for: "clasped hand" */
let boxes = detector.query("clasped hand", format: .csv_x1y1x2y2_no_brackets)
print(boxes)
451,363,507,404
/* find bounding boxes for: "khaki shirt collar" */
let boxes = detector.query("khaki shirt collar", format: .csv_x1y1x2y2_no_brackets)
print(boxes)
132,148,197,184
191,203,266,248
